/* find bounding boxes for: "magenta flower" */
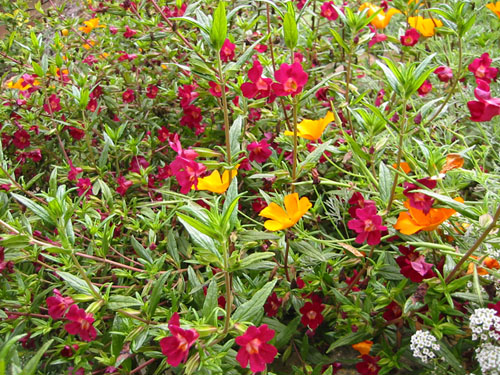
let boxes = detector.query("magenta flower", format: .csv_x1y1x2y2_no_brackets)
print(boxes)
208,81,227,98
468,53,498,83
467,79,500,122
272,62,308,97
220,38,235,62
400,28,420,46
368,32,387,47
12,129,30,149
434,66,453,82
160,313,199,367
347,205,387,246
76,178,92,197
146,84,159,99
395,245,435,282
43,94,61,114
116,176,133,196
123,26,137,38
64,305,97,342
169,134,206,193
299,294,325,330
46,289,74,319
122,89,135,103
348,192,376,218
241,60,275,101
178,84,199,108
248,139,272,163
321,1,338,20
235,324,278,373
403,178,436,214
264,292,282,317
417,80,432,97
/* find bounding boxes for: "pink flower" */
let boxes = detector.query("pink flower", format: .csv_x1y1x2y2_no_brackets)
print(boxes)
321,2,338,20
395,245,435,282
46,289,74,319
129,156,150,173
368,32,387,47
109,25,118,34
160,313,199,367
162,3,186,17
76,178,92,197
208,81,227,98
68,161,83,181
122,89,135,103
272,62,308,97
375,89,385,107
169,135,206,193
116,176,133,196
146,84,159,99
178,84,199,108
356,355,380,375
43,94,61,114
157,126,170,142
400,28,420,46
347,205,387,246
299,294,325,330
86,98,98,112
348,192,376,218
64,305,97,342
241,60,275,101
417,80,432,96
467,79,500,122
264,292,282,317
235,324,277,373
434,66,453,82
468,53,498,83
220,38,235,62
123,26,137,38
12,129,30,149
403,178,436,214
180,105,203,130
248,139,272,163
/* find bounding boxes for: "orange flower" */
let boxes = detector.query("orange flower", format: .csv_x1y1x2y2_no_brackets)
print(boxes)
194,166,238,194
83,40,96,50
284,112,334,141
486,2,500,18
408,16,443,37
392,162,412,174
467,255,500,275
352,340,373,356
440,154,464,174
394,197,463,235
78,18,104,34
359,3,400,29
259,193,312,231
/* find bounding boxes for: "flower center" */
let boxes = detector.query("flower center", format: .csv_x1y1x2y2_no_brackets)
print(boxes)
307,310,317,321
80,319,90,331
177,335,189,352
256,78,268,91
364,219,376,232
246,338,261,354
284,77,298,93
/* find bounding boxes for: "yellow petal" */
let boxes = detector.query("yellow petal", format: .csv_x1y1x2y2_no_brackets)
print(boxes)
264,220,287,231
259,202,288,222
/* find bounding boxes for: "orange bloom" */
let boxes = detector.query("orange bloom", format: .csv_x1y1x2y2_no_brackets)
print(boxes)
78,18,104,34
83,40,96,50
408,16,443,37
352,340,373,356
259,193,312,231
359,3,400,29
393,162,412,174
394,198,463,235
194,166,238,194
284,112,334,141
440,154,464,174
467,255,500,275
486,2,500,18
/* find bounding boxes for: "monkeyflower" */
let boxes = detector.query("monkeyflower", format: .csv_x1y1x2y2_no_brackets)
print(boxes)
417,80,432,97
403,178,437,214
78,18,104,34
352,340,373,356
259,193,312,231
468,53,498,83
486,2,500,18
285,112,334,141
46,289,74,319
396,245,435,282
193,166,238,194
400,28,420,46
235,324,277,373
348,192,376,218
43,94,61,114
348,205,387,246
394,198,463,235
272,62,308,97
356,355,381,375
220,38,235,62
320,1,338,21
64,305,97,342
264,292,282,317
241,60,274,101
434,66,453,82
160,313,199,367
467,79,500,122
359,3,400,30
408,16,443,37
300,294,325,330
248,139,272,163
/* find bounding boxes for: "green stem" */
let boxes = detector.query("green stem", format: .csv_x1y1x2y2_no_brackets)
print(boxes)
284,237,291,282
223,240,233,334
217,55,231,164
344,246,375,296
345,49,355,138
291,96,298,193
70,252,102,300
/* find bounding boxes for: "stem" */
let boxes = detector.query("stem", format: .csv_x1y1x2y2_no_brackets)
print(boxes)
445,204,500,283
222,239,233,334
70,252,102,300
344,246,375,296
345,49,355,138
291,96,298,193
284,237,291,282
217,55,231,164
75,252,145,273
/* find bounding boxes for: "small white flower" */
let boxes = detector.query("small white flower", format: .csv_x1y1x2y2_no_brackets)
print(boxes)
410,330,441,364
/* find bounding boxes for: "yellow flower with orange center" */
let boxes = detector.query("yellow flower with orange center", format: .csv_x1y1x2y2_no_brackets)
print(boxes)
359,3,401,29
78,18,104,34
259,193,312,231
487,2,500,18
394,197,463,235
284,111,334,141
408,16,443,37
194,166,238,194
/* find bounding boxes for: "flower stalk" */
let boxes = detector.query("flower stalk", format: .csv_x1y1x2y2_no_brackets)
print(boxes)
217,55,231,164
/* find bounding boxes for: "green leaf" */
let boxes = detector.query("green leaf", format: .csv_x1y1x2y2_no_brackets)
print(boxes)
148,272,171,317
0,334,26,374
210,1,227,50
329,28,348,52
11,193,55,226
0,235,30,249
57,271,96,296
202,279,218,319
131,236,153,264
299,140,332,174
232,279,277,324
378,161,392,204
236,252,275,271
283,2,298,50
177,216,221,261
326,331,370,353
170,17,210,34
229,116,243,160
107,295,143,310
23,339,53,375
177,213,222,241
413,190,478,220
275,316,301,349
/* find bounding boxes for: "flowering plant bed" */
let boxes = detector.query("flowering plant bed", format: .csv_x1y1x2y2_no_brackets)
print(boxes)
0,0,499,374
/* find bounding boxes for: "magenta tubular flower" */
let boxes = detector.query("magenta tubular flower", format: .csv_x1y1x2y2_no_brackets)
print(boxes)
248,139,272,163
12,129,30,149
43,94,61,114
146,84,159,99
348,192,376,218
321,1,338,20
122,89,135,103
116,176,133,196
468,53,498,83
241,60,274,100
299,294,325,330
64,305,97,342
160,313,199,367
400,28,420,46
395,245,435,282
264,292,282,317
347,205,387,246
123,26,137,38
272,62,308,97
467,79,500,122
76,178,92,197
434,66,453,82
235,324,278,373
220,38,235,62
46,289,74,319
178,84,199,108
403,178,436,214
417,80,432,96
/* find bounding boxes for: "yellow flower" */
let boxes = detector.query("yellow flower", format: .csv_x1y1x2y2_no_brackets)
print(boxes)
78,18,104,34
194,166,238,194
83,40,96,50
408,16,443,37
359,3,400,29
486,2,500,18
61,29,69,36
259,193,312,231
284,111,334,141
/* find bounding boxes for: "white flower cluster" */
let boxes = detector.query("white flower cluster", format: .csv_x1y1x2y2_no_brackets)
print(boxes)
476,342,500,375
410,330,441,363
469,308,500,341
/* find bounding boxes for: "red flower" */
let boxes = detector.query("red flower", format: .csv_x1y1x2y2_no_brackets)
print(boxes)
146,84,159,99
129,156,150,173
417,80,432,96
434,66,453,82
348,192,376,218
46,289,74,319
400,28,420,46
68,161,83,181
169,135,206,193
0,247,14,274
375,89,385,107
180,105,203,130
264,292,282,317
220,38,235,62
347,205,387,246
382,301,402,322
241,60,275,101
12,129,30,149
123,26,137,38
76,178,92,197
178,84,199,108
160,313,199,367
116,176,133,196
235,324,277,373
248,139,272,163
64,305,97,342
467,79,500,122
122,89,135,103
272,62,308,97
468,53,498,83
86,98,98,112
356,355,380,375
157,126,170,142
321,2,338,20
403,178,436,214
162,3,186,17
368,32,387,47
43,94,61,114
299,294,325,330
396,245,435,282
208,81,227,98
67,125,85,141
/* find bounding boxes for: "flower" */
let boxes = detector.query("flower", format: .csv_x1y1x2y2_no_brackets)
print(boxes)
400,28,420,46
382,301,402,322
284,111,334,141
392,162,411,174
393,198,463,235
347,205,387,246
194,166,238,194
408,16,443,37
78,18,103,33
116,176,133,196
259,193,312,231
352,340,373,356
160,313,199,367
486,2,500,18
64,305,97,342
76,178,92,197
235,324,277,373
417,80,432,96
468,53,498,83
403,178,437,214
241,60,275,101
122,89,135,103
264,292,282,317
348,192,376,218
410,330,440,363
178,84,199,108
123,26,137,38
434,66,453,82
396,245,435,282
467,79,500,122
46,289,74,319
220,38,235,62
43,94,61,114
12,129,30,149
146,84,159,99
476,343,500,374
467,255,500,276
321,2,338,21
299,294,325,330
356,355,380,375
169,135,206,193
368,31,387,47
248,139,272,163
208,81,227,98
272,62,308,97
359,3,400,29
